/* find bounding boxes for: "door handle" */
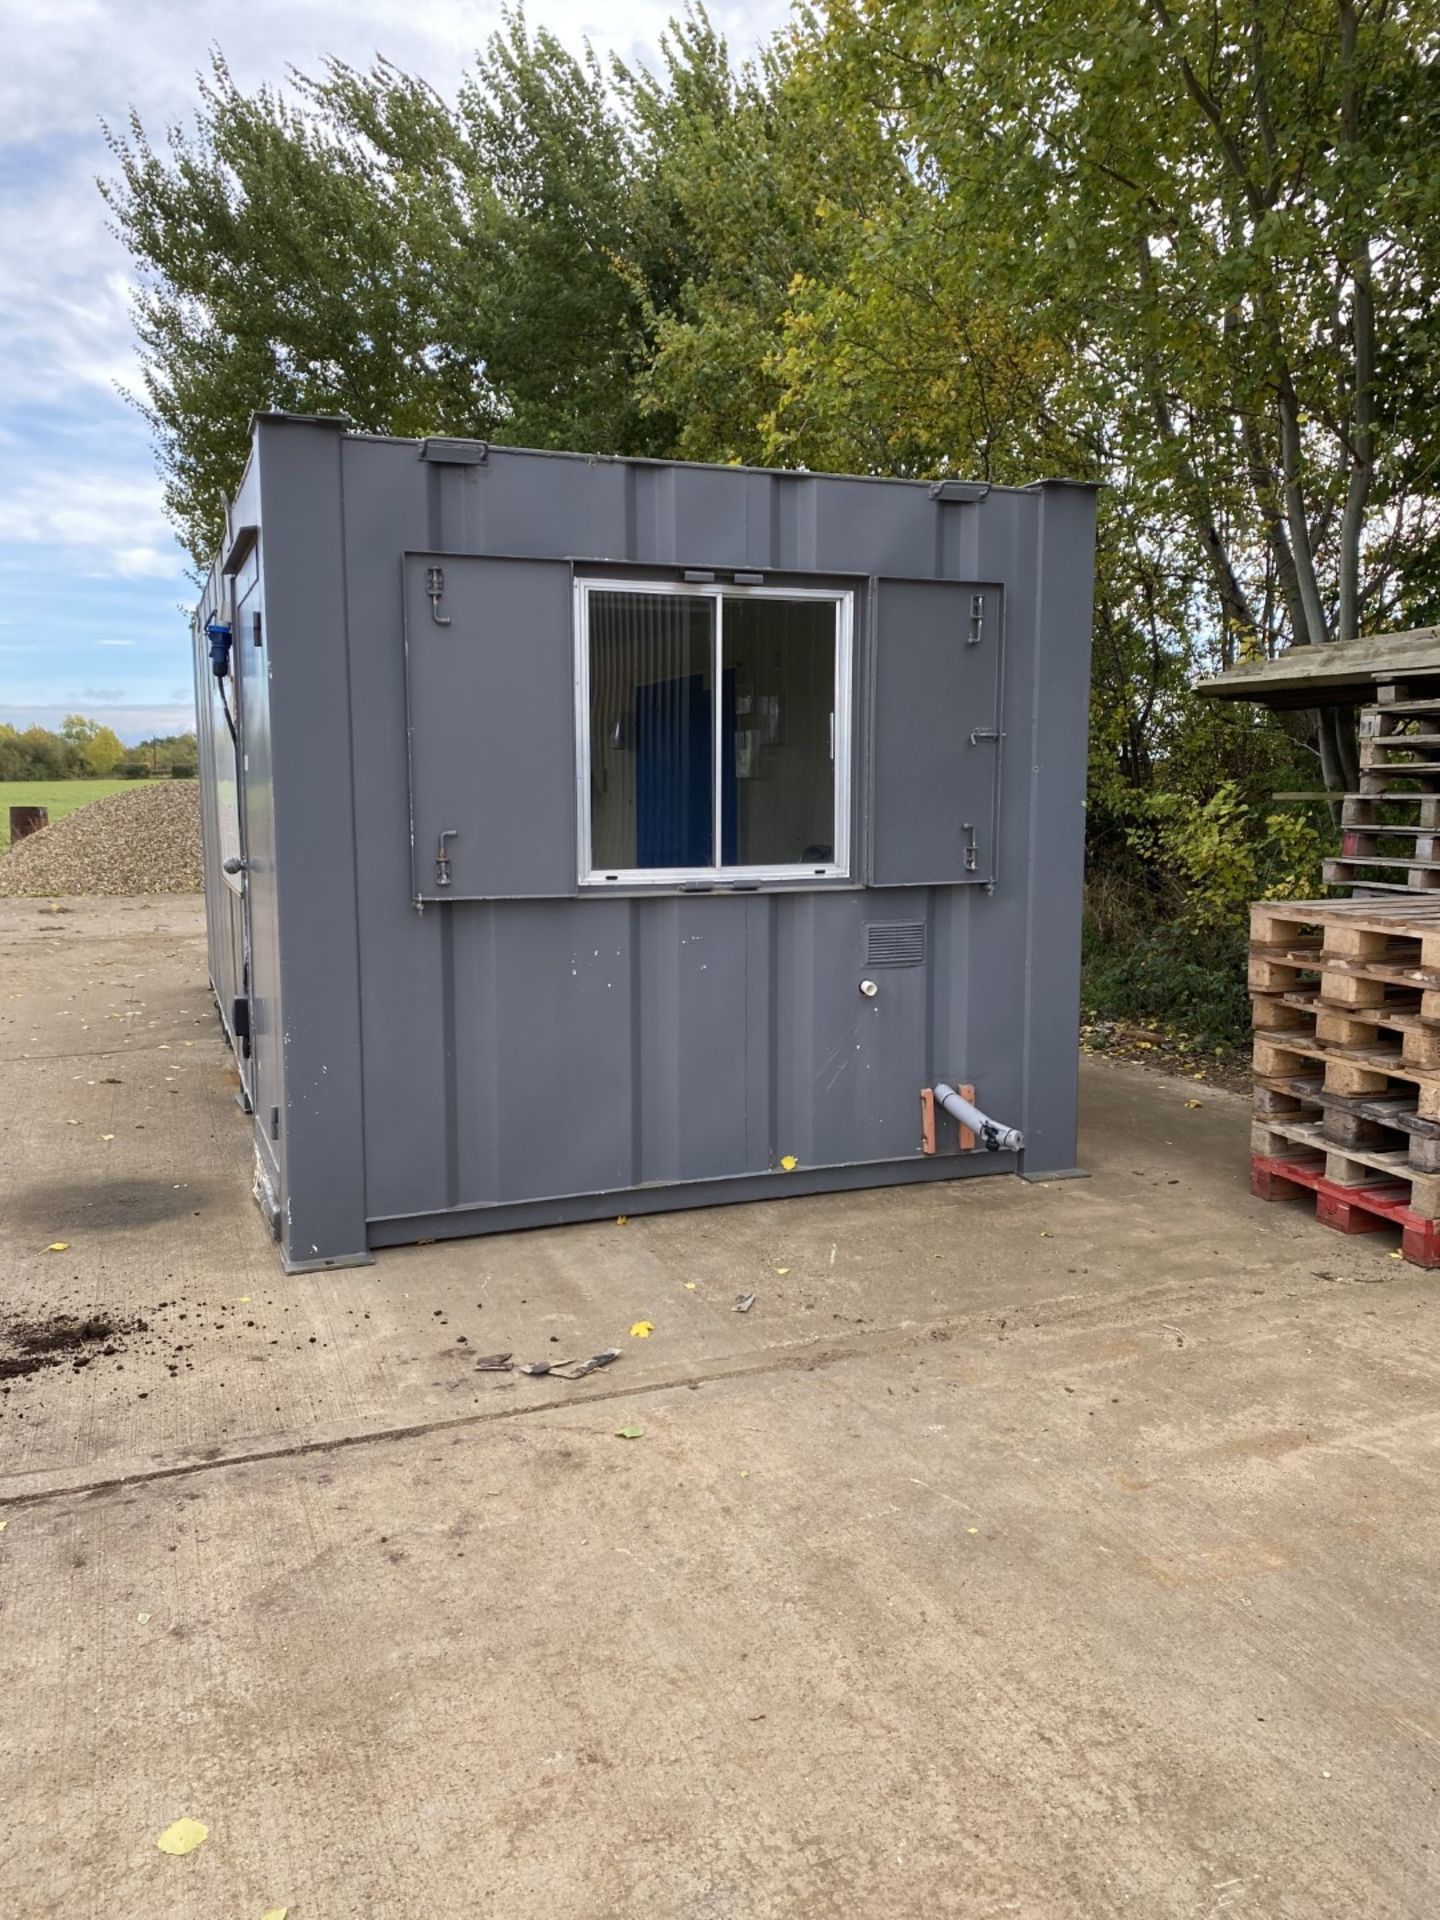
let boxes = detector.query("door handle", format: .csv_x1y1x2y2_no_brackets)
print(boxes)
969,727,1003,745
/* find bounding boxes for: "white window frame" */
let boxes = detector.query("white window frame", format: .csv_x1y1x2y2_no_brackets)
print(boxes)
574,576,854,889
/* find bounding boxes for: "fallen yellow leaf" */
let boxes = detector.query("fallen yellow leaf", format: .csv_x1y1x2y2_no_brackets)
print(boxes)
45,1242,69,1253
155,1818,208,1856
1184,1099,1203,1109
100,1133,115,1142
683,1282,697,1291
774,1267,790,1275
779,1155,798,1172
238,1295,251,1304
615,1214,629,1225
260,1909,289,1920
0,1520,8,1532
629,1320,654,1338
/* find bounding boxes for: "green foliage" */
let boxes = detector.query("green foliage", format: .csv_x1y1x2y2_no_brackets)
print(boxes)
120,761,152,779
0,720,185,782
135,732,199,774
0,727,75,781
1082,920,1252,1052
1126,784,1325,933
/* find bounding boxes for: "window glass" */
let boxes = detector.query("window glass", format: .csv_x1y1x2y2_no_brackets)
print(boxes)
581,581,847,881
588,592,714,871
721,595,835,867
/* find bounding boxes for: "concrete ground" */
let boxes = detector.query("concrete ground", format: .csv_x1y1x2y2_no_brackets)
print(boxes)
0,898,1437,1919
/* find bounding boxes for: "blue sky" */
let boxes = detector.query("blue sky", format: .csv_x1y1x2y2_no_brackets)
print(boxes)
0,0,786,745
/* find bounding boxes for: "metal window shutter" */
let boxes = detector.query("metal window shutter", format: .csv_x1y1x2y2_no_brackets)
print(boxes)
404,552,578,900
869,579,1003,887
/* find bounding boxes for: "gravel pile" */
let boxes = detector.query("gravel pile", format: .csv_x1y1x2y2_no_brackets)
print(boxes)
0,783,203,896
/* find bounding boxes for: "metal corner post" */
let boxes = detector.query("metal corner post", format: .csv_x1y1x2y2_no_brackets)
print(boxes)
255,416,373,1269
1018,481,1098,1179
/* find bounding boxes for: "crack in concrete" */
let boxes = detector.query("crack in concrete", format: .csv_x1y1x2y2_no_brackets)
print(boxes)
0,1335,874,1512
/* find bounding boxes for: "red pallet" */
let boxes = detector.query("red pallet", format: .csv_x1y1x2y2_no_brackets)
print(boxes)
1250,1152,1440,1268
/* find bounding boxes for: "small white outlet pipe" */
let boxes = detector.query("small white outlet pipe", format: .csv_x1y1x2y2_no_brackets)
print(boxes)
933,1082,1024,1153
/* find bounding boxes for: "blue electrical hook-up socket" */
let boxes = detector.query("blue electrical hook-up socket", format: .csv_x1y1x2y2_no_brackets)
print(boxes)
206,619,233,680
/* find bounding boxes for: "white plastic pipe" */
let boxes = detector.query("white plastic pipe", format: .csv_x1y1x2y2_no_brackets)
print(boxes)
933,1082,1024,1153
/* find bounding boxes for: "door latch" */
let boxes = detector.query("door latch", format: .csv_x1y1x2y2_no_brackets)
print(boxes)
969,726,1003,745
963,822,978,872
434,829,458,887
967,593,986,646
426,566,452,627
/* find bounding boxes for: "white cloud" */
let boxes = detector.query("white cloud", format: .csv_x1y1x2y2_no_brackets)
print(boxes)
0,0,786,145
96,638,136,646
112,545,185,580
0,467,185,579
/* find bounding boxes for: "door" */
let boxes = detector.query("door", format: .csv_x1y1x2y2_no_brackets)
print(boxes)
233,561,282,1201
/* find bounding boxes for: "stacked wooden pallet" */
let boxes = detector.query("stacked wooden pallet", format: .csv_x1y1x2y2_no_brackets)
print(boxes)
1249,896,1440,1266
1325,681,1440,893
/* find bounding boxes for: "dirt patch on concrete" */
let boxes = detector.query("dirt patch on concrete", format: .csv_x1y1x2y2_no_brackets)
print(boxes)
0,1312,148,1383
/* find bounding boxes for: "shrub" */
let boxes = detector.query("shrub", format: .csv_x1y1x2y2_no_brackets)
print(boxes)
1124,782,1325,932
1082,917,1252,1051
119,760,152,779
169,763,197,779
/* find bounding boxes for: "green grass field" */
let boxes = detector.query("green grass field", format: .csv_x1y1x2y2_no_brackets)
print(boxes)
0,780,132,850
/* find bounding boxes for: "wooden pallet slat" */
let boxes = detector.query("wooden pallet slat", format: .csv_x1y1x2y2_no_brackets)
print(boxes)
1250,1152,1440,1268
1251,1031,1440,1118
1250,1117,1440,1211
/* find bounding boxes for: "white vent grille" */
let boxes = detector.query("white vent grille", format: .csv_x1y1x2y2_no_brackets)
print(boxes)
863,921,926,968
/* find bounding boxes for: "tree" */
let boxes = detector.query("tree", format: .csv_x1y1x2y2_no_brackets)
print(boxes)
801,0,1440,791
102,15,657,566
82,727,126,776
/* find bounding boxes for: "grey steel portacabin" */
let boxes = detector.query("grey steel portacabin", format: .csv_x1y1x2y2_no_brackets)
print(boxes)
193,416,1097,1272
